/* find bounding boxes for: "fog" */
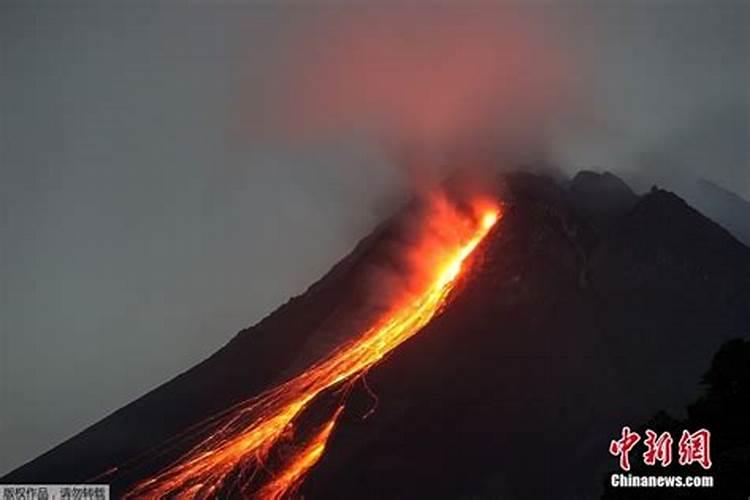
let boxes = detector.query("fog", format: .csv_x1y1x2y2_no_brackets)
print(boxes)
1,0,747,475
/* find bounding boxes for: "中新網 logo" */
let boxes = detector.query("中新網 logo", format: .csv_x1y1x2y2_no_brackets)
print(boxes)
609,426,712,471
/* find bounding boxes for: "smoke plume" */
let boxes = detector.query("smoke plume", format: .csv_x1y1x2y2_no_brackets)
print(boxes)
255,6,579,187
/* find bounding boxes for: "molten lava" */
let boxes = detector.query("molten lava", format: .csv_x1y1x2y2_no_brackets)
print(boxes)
255,406,344,500
125,196,500,499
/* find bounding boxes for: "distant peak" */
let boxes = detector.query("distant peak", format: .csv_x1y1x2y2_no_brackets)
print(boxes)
696,178,750,204
571,170,636,198
567,170,638,221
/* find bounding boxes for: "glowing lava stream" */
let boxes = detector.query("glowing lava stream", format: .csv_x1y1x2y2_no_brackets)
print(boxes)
125,200,500,499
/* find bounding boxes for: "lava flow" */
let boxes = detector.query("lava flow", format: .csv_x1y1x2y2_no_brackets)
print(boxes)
125,195,500,499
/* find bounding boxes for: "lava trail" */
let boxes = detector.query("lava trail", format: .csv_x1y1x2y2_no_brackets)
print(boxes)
125,195,500,499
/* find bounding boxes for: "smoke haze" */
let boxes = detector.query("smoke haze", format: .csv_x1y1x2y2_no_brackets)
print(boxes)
268,7,577,182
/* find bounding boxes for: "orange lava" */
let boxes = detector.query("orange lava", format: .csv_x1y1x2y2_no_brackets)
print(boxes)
125,195,500,499
256,406,344,500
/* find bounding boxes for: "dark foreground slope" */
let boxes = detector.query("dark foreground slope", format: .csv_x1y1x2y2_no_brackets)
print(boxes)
300,172,750,499
5,172,750,499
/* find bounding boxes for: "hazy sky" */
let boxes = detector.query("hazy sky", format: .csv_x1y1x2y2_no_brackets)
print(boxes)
1,1,747,475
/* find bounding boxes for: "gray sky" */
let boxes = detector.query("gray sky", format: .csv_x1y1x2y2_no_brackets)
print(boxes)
1,1,747,475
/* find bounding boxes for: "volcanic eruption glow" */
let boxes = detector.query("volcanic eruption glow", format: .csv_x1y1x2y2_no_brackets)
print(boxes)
125,195,500,499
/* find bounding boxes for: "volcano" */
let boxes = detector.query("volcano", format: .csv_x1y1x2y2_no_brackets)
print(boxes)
4,171,750,499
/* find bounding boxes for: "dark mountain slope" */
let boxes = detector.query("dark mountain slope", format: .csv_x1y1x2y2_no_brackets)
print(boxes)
301,173,750,499
4,172,749,499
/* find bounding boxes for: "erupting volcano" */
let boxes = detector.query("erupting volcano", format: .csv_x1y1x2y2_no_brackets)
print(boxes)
6,172,750,499
123,194,500,499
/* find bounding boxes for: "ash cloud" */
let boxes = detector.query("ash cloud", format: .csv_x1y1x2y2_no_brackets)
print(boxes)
253,5,581,187
250,2,748,202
